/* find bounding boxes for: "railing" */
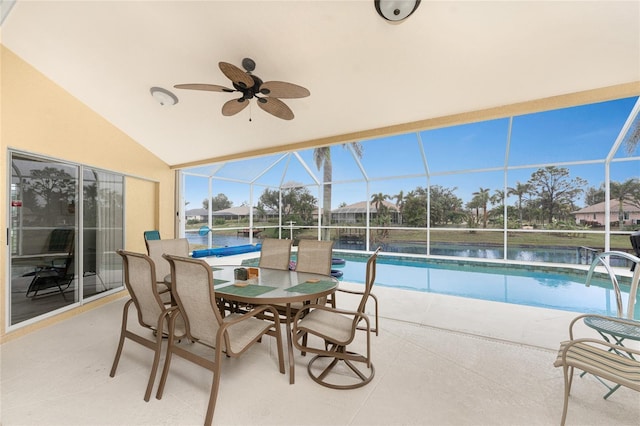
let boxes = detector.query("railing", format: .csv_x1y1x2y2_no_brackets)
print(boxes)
585,251,640,319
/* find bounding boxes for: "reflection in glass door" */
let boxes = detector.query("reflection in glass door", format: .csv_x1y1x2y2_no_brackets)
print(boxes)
9,154,79,324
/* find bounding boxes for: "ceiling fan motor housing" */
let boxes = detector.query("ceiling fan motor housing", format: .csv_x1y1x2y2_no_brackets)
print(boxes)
234,74,263,101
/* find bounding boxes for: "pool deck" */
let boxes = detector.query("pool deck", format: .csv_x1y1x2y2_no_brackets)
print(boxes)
2,252,638,425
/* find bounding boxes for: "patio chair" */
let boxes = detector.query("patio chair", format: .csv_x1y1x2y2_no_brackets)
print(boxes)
110,250,184,402
258,238,293,270
334,247,382,335
554,314,640,425
143,230,161,247
291,248,379,389
156,254,285,426
145,238,189,300
294,239,334,275
630,231,640,271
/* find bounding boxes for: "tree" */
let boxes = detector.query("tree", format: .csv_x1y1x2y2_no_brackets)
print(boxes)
27,167,76,225
202,193,232,211
403,189,427,227
624,117,640,154
258,183,317,225
507,182,532,225
314,143,363,240
527,166,587,225
370,192,389,214
489,189,505,223
430,185,463,225
393,190,405,225
610,178,640,229
584,184,606,206
471,187,490,228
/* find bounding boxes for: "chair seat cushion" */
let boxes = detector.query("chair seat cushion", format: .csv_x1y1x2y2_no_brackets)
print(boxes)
298,309,354,344
220,313,274,354
554,340,640,390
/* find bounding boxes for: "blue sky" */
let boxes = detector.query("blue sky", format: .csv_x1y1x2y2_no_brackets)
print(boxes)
184,96,639,210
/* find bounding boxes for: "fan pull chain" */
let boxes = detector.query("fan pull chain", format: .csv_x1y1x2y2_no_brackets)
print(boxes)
249,102,252,122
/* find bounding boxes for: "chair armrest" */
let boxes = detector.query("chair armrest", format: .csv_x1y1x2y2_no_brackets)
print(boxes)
568,313,640,340
336,287,364,296
221,304,282,327
292,303,367,324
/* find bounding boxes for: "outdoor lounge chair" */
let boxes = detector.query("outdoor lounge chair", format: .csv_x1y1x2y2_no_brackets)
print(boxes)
553,314,640,426
258,238,292,270
291,248,379,389
156,254,285,426
24,229,76,299
25,249,74,299
110,250,184,402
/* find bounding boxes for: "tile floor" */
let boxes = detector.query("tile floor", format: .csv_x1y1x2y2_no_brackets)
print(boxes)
2,268,639,425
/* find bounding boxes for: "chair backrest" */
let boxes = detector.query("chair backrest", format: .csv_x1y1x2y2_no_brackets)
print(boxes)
295,239,334,275
144,230,161,241
116,249,165,328
145,238,190,282
259,238,293,270
47,228,75,253
356,247,381,315
631,231,640,256
163,254,223,346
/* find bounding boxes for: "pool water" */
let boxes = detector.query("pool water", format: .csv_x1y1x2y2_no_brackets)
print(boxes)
243,252,639,318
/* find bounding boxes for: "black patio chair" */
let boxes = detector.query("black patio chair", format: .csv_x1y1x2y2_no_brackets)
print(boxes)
630,231,640,271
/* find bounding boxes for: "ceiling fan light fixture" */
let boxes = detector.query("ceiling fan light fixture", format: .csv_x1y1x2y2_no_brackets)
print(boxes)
375,0,421,22
150,86,178,106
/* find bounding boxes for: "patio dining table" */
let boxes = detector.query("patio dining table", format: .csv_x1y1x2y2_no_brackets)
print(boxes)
165,265,338,384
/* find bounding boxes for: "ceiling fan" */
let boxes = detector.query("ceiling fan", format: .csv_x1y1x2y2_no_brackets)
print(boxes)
174,58,310,121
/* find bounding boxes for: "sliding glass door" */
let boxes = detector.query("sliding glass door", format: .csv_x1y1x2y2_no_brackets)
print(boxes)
8,152,124,326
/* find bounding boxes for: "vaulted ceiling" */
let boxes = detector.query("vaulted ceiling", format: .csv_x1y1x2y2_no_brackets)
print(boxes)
2,1,639,167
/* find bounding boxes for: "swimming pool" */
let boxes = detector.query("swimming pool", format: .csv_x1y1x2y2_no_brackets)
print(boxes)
243,252,639,318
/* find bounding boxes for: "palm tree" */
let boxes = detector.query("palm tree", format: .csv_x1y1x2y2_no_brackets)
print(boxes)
610,178,640,230
371,192,389,215
393,190,404,225
472,187,491,228
507,182,532,225
624,117,640,154
313,143,363,240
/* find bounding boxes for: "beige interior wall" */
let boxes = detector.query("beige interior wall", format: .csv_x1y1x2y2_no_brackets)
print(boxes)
0,45,175,341
126,177,159,254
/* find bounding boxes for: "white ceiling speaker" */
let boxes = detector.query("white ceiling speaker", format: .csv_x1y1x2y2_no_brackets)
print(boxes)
375,0,421,22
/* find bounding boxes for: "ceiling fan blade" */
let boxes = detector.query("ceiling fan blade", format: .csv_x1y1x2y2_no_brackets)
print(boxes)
257,97,294,120
222,98,250,116
219,62,255,89
174,83,234,92
260,81,310,99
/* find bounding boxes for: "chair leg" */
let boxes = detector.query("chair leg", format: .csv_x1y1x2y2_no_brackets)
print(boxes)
561,364,571,426
155,317,178,400
144,313,168,402
204,346,224,426
110,300,133,377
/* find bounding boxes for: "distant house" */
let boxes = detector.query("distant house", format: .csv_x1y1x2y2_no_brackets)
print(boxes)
185,208,208,222
331,200,399,224
572,200,640,227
